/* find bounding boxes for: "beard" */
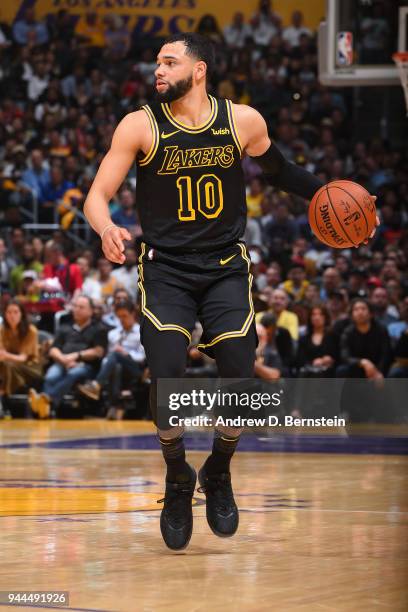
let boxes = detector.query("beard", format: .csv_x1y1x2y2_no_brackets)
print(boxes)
155,74,193,103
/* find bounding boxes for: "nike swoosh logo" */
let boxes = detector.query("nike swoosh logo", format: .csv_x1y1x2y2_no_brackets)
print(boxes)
220,254,238,266
161,129,180,139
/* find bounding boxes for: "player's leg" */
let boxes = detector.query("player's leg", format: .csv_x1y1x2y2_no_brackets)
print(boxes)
196,243,257,537
142,317,189,477
205,328,256,470
197,328,257,537
141,317,197,550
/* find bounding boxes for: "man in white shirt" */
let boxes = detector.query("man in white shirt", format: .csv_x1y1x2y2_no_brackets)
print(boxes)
250,14,279,47
223,12,252,49
76,256,102,301
282,10,312,48
78,300,146,415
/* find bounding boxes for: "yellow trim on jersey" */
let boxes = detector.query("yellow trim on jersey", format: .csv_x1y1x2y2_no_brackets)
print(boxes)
161,95,218,134
138,105,159,166
137,243,192,341
226,99,243,156
196,244,254,350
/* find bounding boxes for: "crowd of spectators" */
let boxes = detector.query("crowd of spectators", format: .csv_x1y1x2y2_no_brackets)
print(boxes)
0,1,407,420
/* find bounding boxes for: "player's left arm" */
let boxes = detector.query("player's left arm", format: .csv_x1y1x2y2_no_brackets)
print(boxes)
233,104,379,242
233,104,324,200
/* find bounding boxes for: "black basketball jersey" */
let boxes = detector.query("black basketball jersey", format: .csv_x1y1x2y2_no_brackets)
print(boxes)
135,95,247,253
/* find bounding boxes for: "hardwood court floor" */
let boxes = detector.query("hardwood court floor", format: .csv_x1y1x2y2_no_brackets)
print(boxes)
0,420,407,612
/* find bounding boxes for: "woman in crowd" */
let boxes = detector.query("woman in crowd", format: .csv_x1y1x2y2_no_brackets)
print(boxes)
0,300,42,417
296,305,336,376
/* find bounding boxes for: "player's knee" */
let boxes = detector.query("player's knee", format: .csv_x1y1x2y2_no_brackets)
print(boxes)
214,334,256,378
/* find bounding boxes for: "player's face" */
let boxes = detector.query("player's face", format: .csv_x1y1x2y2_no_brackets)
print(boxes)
155,42,195,103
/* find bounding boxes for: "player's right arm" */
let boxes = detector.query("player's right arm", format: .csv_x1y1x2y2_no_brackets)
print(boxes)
83,110,151,264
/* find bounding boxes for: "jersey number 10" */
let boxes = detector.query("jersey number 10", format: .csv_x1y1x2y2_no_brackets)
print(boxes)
176,174,224,221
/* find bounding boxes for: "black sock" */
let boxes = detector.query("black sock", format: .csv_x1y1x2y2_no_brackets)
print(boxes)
204,429,240,475
159,435,191,483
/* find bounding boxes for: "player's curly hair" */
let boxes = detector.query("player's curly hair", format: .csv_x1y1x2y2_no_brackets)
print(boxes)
163,32,215,80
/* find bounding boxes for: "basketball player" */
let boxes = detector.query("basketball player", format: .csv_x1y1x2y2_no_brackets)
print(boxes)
83,33,378,550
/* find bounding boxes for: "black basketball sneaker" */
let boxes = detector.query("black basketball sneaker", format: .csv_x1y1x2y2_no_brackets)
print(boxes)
197,465,239,537
157,464,197,550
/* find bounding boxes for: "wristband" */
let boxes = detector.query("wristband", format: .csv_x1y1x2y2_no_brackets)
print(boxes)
100,224,117,240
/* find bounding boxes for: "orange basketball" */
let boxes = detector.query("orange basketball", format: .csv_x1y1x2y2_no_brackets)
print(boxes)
308,180,376,249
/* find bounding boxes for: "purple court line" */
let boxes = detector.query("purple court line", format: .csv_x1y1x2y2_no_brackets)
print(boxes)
0,433,407,455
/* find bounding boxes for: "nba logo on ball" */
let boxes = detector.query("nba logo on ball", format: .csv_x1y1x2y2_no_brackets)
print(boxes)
337,32,353,66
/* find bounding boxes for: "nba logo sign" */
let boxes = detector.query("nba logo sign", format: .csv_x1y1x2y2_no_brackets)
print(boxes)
337,31,353,66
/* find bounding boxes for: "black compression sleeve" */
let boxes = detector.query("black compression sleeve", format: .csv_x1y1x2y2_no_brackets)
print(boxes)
250,142,324,201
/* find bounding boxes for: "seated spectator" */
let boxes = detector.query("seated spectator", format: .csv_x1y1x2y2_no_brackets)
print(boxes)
12,8,49,46
20,149,50,202
319,266,342,300
294,282,320,329
0,237,16,292
196,14,224,45
97,258,123,302
10,242,43,294
264,203,299,252
40,165,75,223
58,186,85,230
76,256,102,301
388,296,408,343
250,13,279,48
282,11,311,48
102,288,132,329
16,270,41,303
281,262,309,303
24,60,50,102
111,247,139,300
28,295,107,418
61,65,90,100
388,329,408,378
336,298,391,379
252,0,282,27
78,300,146,419
246,176,265,218
111,188,139,233
8,228,26,264
244,218,263,251
0,300,42,418
300,282,320,310
32,237,44,263
223,12,252,49
103,15,131,61
74,12,105,48
41,241,82,298
370,286,398,327
256,288,299,341
254,314,294,379
264,263,282,290
296,306,336,376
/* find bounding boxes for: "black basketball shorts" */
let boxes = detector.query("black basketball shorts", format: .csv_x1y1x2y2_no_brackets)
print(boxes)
137,241,257,358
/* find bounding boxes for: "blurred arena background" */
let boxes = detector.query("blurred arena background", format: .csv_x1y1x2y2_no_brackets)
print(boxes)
0,2,407,611
0,0,407,420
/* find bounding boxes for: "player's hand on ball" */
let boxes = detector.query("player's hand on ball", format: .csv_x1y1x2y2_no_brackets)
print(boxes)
102,225,131,264
361,197,379,246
